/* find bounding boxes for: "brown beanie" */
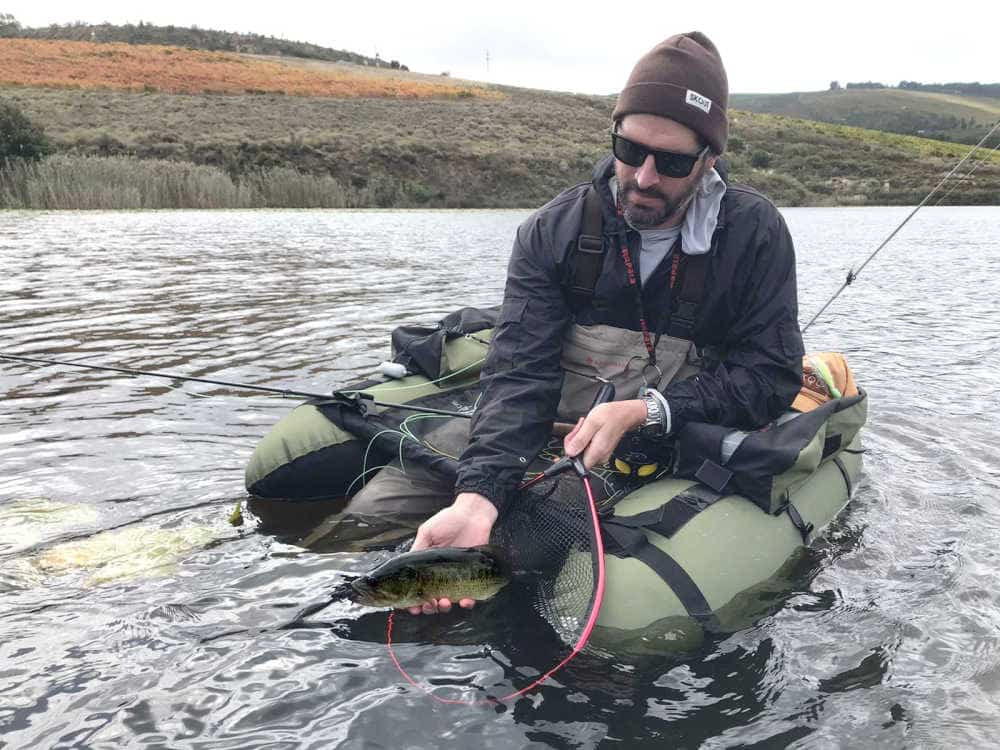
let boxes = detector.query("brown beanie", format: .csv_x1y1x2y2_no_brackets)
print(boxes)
612,32,729,154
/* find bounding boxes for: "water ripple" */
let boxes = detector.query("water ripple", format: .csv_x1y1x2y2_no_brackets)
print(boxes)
2,206,1000,747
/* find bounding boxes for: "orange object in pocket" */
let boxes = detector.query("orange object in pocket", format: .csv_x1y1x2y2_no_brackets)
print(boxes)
792,352,859,412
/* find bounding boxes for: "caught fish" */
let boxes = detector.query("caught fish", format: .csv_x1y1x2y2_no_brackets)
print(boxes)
338,545,510,609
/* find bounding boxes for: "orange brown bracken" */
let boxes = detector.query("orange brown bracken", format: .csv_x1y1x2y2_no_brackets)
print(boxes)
0,39,500,100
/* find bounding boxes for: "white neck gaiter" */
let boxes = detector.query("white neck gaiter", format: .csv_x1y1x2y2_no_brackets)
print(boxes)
612,166,727,256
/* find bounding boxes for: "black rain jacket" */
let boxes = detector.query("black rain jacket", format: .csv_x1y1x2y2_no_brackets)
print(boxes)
455,155,805,512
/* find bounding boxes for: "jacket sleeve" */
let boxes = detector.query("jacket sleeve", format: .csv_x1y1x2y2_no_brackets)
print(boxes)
662,204,804,431
454,213,572,513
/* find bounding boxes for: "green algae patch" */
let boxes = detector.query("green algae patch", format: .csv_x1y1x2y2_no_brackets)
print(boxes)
0,498,100,555
32,523,218,586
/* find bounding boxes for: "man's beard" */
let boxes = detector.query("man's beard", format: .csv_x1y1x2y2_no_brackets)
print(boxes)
619,171,702,230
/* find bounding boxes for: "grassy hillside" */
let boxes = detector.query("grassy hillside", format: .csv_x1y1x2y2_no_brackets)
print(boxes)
1,40,998,209
0,39,492,99
732,89,1000,146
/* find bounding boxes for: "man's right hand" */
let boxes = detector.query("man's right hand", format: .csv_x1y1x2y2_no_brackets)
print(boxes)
407,492,498,615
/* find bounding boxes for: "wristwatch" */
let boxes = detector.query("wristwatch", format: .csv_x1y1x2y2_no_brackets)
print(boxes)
640,392,667,436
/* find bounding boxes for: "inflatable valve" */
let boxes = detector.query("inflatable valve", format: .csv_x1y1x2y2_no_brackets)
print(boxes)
378,362,410,379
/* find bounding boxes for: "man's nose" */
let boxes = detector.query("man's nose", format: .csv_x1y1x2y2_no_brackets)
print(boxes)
635,154,660,189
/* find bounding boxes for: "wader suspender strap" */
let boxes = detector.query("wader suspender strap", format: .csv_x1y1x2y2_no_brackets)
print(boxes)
600,484,723,620
668,251,709,340
568,187,606,308
568,185,708,341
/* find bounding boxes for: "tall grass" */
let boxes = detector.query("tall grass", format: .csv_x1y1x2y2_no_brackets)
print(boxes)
0,154,364,209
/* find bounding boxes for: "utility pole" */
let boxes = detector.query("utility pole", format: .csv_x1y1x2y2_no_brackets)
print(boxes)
486,49,490,74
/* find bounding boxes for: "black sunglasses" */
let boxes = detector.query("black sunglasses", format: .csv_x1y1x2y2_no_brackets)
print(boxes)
611,131,710,178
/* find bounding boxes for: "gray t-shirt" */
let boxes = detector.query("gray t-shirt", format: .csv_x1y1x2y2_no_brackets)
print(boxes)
638,227,681,284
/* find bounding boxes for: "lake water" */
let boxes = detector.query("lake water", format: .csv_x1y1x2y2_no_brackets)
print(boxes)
2,206,999,748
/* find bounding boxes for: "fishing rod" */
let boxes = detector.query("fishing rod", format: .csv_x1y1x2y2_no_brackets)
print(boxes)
802,118,1000,334
0,351,473,419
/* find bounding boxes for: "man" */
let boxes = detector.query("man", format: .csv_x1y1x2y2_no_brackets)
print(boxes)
359,32,804,614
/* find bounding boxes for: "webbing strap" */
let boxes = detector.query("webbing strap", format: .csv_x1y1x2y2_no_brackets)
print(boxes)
668,251,709,340
832,455,853,496
822,434,843,459
605,483,724,539
601,522,713,620
569,187,605,307
785,501,814,545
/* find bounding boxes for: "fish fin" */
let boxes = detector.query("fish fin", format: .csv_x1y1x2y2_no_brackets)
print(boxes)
327,576,358,601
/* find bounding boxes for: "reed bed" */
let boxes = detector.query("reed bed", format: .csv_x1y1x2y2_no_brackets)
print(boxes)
0,154,363,209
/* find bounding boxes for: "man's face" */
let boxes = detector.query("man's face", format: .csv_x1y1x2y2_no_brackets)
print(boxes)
613,114,717,230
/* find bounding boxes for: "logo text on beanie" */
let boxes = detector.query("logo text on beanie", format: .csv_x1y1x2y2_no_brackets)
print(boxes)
685,90,712,114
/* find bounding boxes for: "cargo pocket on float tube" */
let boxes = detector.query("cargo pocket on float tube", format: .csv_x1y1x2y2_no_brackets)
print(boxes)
673,390,868,532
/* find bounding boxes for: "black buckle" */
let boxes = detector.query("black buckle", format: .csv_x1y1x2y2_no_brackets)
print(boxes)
785,502,814,544
577,234,603,253
338,391,374,416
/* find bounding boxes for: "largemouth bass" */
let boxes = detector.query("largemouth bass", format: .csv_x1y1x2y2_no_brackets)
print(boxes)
341,545,510,609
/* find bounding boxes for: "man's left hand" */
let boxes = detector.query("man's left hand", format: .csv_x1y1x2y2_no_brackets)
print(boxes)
563,399,648,469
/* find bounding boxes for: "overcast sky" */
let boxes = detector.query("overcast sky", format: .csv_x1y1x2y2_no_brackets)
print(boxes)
4,1,996,94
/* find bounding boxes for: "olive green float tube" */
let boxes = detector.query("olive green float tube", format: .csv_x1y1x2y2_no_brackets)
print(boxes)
588,439,863,635
244,334,489,500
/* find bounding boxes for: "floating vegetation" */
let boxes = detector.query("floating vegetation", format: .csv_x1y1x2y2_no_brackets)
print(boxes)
0,497,99,555
32,523,218,586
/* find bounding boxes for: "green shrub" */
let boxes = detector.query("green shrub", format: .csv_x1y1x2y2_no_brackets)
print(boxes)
0,98,50,160
750,149,772,168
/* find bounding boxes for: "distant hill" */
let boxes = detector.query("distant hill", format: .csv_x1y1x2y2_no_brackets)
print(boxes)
0,16,402,70
1,36,997,209
732,87,1000,146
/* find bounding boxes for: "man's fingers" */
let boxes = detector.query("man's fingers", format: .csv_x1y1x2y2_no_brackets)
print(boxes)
582,442,605,470
408,605,422,615
563,417,585,446
412,525,431,551
437,598,453,613
459,598,475,609
565,417,597,456
582,427,621,469
420,600,438,615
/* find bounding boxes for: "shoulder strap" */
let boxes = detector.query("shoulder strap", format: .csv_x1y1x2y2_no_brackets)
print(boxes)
667,250,709,340
566,186,606,310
